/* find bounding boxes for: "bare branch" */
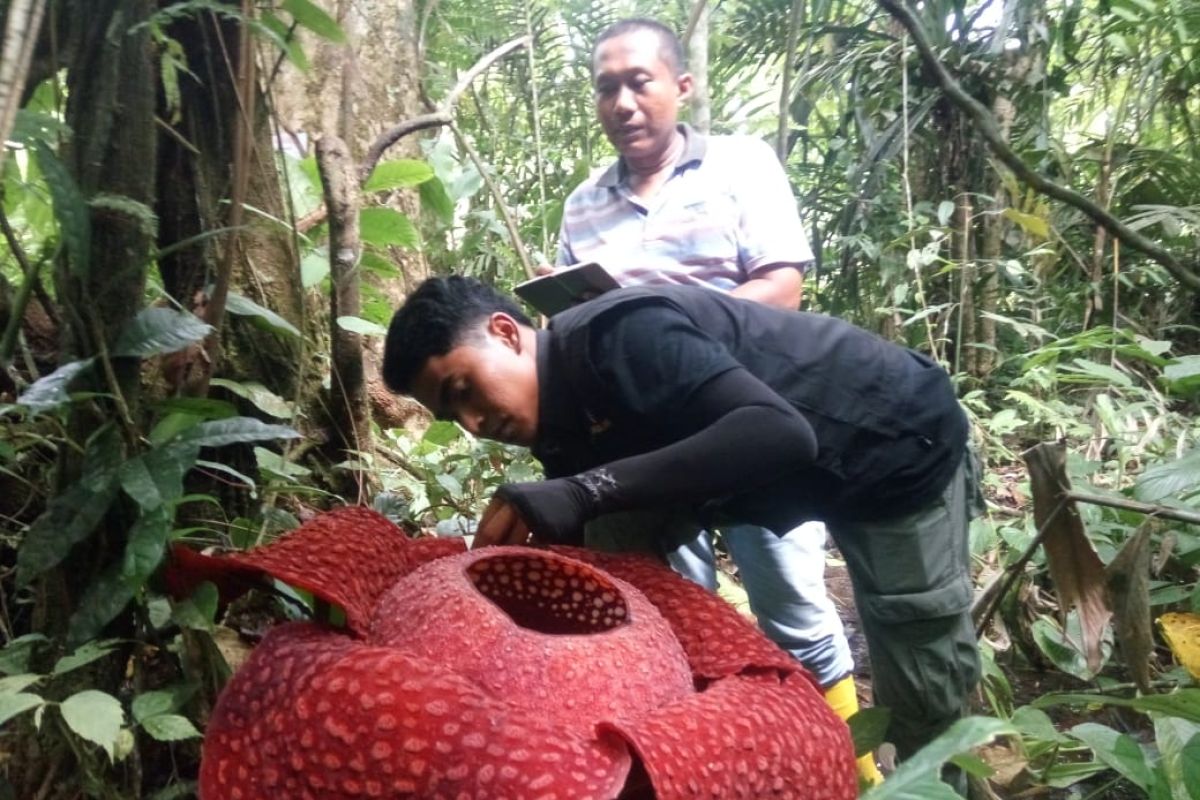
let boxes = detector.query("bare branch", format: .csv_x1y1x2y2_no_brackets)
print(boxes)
876,0,1200,292
359,35,530,181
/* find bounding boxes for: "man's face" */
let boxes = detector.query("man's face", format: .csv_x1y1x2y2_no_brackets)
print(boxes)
593,29,692,164
409,314,539,447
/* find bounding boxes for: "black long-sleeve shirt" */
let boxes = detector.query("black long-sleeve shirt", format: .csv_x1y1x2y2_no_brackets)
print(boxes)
531,287,968,531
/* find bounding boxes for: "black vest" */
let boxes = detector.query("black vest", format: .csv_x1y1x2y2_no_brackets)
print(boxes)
539,287,968,524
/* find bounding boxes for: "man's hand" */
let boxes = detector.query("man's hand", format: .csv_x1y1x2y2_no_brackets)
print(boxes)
471,479,594,549
474,495,533,548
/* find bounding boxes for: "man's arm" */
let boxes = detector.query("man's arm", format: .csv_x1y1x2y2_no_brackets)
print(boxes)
729,264,804,309
476,366,818,547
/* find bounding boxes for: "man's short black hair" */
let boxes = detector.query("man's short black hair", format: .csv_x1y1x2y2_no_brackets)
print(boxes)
593,18,686,77
382,276,532,394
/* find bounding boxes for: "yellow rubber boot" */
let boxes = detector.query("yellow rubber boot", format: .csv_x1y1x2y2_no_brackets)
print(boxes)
824,675,886,787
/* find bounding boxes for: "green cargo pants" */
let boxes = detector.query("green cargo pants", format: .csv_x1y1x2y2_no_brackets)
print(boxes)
830,451,982,761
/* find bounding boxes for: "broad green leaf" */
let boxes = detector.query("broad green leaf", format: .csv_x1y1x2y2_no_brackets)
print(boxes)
60,690,125,760
114,307,211,357
1154,715,1200,800
153,396,238,422
260,10,309,72
300,247,330,287
363,159,435,192
34,142,90,277
281,0,345,42
1069,722,1154,790
359,207,419,249
1164,355,1200,397
422,420,462,446
0,693,43,727
0,635,48,674
1031,616,1095,680
67,562,135,646
17,359,94,413
224,290,302,338
0,674,43,694
17,480,119,586
255,447,310,480
119,444,198,510
336,316,387,337
1034,689,1200,724
195,460,257,495
1135,450,1200,503
53,639,122,676
861,717,1015,800
132,685,194,723
849,706,891,757
435,473,462,498
81,424,124,492
172,583,219,632
1002,208,1050,239
419,176,455,225
142,713,201,741
178,417,300,449
210,378,294,419
121,507,174,586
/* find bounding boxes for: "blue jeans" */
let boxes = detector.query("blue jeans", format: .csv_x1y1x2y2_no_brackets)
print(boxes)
584,512,854,687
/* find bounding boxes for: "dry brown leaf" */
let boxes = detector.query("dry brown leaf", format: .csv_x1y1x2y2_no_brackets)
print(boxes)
1105,521,1155,693
1023,442,1112,673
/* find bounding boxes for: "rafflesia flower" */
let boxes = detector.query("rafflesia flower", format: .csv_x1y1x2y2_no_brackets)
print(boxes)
171,507,856,799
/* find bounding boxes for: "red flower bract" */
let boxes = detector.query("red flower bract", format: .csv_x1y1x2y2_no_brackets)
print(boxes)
177,508,856,799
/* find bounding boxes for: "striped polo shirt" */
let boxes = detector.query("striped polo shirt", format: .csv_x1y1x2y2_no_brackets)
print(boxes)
556,124,813,292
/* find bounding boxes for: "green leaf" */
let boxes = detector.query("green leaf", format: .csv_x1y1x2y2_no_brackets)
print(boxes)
121,507,174,587
0,635,48,675
335,316,387,337
81,424,125,492
119,445,198,510
363,159,435,192
195,460,257,495
224,290,302,338
1180,733,1200,798
1069,722,1154,790
300,247,330,287
60,690,125,760
0,674,43,694
260,10,309,72
210,378,294,419
281,0,346,42
255,446,310,480
419,176,455,225
1154,715,1200,800
1135,450,1200,503
1034,689,1200,724
1164,355,1200,397
1031,616,1095,680
1002,207,1050,239
53,639,122,676
17,359,94,413
849,706,891,758
172,583,219,632
422,420,462,446
114,307,211,357
17,480,119,586
177,417,300,449
936,200,955,226
359,207,419,249
142,713,201,741
67,562,135,647
1061,358,1133,388
0,693,43,728
132,685,194,723
34,142,90,278
861,717,1015,800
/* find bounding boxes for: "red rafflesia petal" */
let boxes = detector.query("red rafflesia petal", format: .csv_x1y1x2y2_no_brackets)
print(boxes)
167,508,464,634
550,547,803,685
201,622,632,800
600,672,857,799
371,547,694,737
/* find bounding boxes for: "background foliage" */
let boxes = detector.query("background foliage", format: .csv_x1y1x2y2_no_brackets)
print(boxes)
0,0,1198,797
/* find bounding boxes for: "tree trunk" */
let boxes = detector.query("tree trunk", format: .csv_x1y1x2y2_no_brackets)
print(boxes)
686,0,711,133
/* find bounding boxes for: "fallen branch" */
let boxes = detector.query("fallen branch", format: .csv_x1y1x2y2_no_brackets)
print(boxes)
876,0,1200,292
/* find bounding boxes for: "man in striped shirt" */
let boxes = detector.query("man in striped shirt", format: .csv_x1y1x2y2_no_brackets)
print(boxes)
554,18,881,784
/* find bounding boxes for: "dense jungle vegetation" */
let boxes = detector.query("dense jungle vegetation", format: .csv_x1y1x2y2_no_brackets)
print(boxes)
0,0,1198,797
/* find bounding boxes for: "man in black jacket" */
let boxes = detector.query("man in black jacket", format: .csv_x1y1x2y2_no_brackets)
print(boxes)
382,275,981,765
